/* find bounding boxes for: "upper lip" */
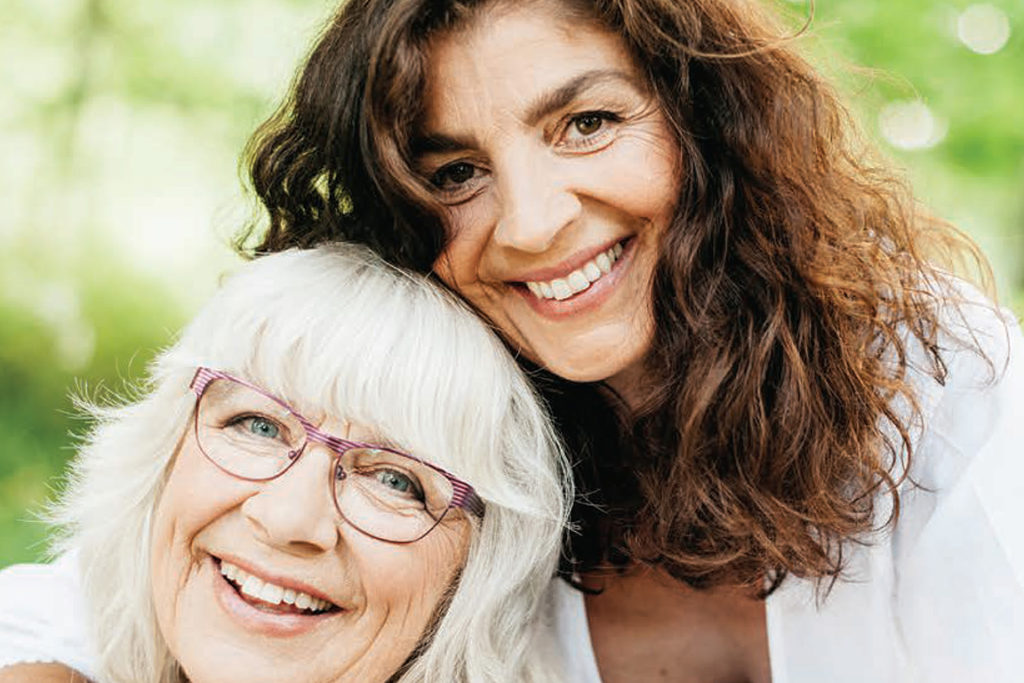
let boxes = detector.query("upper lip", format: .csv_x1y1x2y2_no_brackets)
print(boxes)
214,553,341,607
509,237,627,284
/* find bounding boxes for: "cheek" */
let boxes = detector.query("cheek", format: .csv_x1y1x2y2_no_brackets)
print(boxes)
361,551,454,616
598,131,680,220
356,527,468,628
153,446,227,556
150,478,191,650
434,198,499,287
150,444,243,639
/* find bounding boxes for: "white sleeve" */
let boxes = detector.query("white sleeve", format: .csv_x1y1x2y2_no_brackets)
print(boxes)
0,552,98,680
893,302,1024,682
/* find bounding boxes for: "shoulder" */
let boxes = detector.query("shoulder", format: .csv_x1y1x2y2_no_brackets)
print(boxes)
0,553,97,681
908,279,1022,486
535,578,603,683
891,281,1024,680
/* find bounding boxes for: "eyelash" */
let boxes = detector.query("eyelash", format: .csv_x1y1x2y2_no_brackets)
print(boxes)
426,109,623,204
557,110,622,151
428,160,488,205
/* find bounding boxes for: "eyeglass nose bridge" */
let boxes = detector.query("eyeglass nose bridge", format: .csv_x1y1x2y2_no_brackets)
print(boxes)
296,429,356,487
300,421,360,455
277,423,350,483
276,431,350,519
191,368,485,541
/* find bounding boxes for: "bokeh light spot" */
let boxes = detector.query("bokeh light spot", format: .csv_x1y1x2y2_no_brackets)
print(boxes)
957,4,1011,55
878,100,947,151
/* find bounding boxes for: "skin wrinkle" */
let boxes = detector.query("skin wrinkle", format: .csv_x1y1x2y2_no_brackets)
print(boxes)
420,9,679,383
149,410,469,683
163,431,201,643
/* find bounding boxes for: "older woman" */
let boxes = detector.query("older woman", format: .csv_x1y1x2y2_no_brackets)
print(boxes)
0,244,570,682
8,0,1024,681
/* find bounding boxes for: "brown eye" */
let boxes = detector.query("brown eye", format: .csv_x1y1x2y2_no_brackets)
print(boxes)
573,114,604,136
433,162,476,188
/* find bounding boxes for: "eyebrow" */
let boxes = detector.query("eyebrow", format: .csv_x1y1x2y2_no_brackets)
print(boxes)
412,131,477,156
412,68,640,156
522,68,637,126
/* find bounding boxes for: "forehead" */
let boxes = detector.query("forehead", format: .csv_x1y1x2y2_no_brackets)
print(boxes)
421,3,642,132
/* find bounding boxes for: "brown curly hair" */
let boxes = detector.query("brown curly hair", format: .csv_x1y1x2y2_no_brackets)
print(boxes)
241,0,989,594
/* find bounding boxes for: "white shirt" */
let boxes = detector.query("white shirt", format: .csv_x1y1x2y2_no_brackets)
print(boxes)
3,295,1023,682
0,551,98,680
545,295,1024,682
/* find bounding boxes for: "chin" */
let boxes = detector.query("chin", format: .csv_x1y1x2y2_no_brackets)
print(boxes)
179,658,295,683
541,352,639,386
530,347,650,413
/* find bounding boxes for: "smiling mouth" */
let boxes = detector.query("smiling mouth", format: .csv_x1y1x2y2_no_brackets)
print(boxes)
521,239,627,301
217,559,340,616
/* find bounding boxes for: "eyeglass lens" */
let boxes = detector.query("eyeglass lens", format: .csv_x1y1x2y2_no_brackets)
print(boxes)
195,377,454,542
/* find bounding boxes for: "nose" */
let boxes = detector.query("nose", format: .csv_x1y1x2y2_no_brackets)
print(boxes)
241,444,340,554
493,147,581,253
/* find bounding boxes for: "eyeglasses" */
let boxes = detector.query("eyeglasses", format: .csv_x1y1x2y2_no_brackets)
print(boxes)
189,368,485,544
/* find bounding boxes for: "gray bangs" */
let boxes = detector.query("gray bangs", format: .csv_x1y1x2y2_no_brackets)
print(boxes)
57,244,569,683
162,244,537,506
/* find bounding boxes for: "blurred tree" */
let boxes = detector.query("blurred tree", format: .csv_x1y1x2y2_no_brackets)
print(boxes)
1,0,1021,565
0,0,329,564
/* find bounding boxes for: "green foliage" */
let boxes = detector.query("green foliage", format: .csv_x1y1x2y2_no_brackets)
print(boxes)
1,0,1022,566
790,0,1024,294
0,240,188,564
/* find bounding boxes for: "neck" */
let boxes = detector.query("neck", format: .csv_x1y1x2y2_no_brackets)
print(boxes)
604,360,649,412
581,566,772,683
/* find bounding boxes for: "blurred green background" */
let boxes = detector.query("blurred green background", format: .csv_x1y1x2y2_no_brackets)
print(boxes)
1,0,1022,566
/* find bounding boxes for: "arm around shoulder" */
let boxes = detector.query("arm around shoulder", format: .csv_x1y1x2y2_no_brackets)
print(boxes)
0,664,92,683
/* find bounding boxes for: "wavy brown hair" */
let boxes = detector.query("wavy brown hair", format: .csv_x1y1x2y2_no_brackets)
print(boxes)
241,0,990,593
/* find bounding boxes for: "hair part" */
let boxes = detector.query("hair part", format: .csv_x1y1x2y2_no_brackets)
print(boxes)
50,243,571,682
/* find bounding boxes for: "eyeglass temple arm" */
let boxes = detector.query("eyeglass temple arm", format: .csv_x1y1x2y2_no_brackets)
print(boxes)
450,481,485,518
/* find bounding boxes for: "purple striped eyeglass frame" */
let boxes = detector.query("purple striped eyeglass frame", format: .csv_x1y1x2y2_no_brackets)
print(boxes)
189,367,486,542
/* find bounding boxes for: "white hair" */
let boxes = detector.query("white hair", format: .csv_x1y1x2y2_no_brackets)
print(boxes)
50,243,571,683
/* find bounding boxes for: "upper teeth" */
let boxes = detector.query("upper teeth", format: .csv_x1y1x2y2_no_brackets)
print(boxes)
220,560,333,613
525,242,624,301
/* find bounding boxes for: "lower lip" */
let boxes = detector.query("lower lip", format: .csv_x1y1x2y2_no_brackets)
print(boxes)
210,557,340,637
515,238,636,320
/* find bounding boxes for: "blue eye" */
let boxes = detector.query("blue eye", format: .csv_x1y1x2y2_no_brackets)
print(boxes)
375,469,422,498
245,416,280,439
